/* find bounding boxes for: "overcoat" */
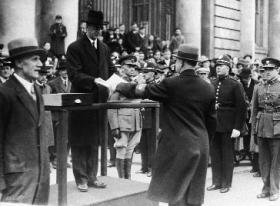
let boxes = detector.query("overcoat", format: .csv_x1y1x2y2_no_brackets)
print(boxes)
49,23,67,57
0,75,49,204
116,69,216,205
36,83,55,147
66,35,112,146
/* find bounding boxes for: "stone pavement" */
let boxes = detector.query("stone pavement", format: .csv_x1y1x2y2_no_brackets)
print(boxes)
50,152,280,206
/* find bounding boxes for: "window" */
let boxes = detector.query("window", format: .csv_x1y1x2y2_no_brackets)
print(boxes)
255,0,264,47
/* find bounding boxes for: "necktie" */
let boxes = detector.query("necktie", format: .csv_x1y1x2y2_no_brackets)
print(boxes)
30,84,37,101
64,80,67,88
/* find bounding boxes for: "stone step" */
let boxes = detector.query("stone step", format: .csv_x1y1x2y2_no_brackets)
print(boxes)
49,176,158,206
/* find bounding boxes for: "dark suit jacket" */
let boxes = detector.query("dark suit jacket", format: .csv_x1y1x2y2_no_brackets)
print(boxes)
0,75,49,204
212,76,247,132
117,69,216,205
66,35,113,146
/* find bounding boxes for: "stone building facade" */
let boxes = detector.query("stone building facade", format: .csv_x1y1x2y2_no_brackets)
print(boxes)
0,0,277,60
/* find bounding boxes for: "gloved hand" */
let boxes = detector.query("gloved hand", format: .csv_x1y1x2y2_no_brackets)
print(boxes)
231,129,240,138
111,128,121,139
254,134,258,145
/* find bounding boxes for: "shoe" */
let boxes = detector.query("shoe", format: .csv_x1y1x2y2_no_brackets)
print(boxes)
135,169,148,174
207,185,221,191
269,194,279,201
220,187,230,193
253,172,261,177
250,169,257,173
147,169,152,177
77,183,88,192
88,180,107,189
257,193,270,198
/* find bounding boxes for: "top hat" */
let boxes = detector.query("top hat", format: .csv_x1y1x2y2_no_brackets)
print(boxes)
6,38,46,61
172,44,199,62
216,54,232,68
261,57,280,69
86,10,105,28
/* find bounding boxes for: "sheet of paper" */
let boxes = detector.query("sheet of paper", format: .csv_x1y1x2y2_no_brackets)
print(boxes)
94,73,128,95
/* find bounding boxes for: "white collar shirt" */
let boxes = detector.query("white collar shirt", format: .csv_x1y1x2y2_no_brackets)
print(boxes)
14,73,35,98
88,37,97,49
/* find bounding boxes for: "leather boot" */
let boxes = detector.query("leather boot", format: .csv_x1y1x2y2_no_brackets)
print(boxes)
116,158,125,178
124,158,132,179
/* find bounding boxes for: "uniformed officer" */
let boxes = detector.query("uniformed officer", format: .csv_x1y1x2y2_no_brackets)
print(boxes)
207,54,247,193
251,57,280,201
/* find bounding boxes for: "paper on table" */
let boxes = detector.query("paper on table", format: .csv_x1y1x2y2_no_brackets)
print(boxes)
94,73,128,94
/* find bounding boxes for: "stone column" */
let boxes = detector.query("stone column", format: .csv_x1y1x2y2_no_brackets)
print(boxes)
36,0,79,50
240,0,255,59
268,0,280,58
176,0,202,53
0,0,36,54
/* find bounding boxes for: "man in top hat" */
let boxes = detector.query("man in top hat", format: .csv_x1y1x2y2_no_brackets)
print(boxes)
251,57,280,201
207,54,247,193
0,59,12,85
66,10,113,192
49,15,67,58
111,44,217,206
0,37,50,204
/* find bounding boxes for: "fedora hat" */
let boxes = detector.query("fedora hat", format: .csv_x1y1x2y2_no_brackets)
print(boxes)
6,38,46,61
172,44,199,62
86,10,105,28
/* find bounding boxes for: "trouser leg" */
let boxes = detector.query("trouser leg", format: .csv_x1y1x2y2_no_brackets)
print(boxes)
140,129,148,171
252,153,260,172
115,158,125,178
87,145,99,183
268,139,280,195
221,132,234,188
71,146,88,185
147,128,156,169
259,138,271,194
210,132,222,186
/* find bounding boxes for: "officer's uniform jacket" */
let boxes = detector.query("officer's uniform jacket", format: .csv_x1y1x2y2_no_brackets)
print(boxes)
108,92,142,132
212,75,247,132
251,77,280,138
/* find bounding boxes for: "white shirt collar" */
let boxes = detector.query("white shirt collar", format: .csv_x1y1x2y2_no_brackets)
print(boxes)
14,73,34,95
87,36,97,49
0,76,7,83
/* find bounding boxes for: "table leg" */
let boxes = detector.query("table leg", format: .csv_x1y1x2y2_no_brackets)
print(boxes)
57,110,68,206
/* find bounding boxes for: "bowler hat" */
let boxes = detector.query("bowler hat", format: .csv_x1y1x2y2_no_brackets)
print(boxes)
6,38,46,61
238,68,251,79
86,10,105,28
261,57,280,68
173,44,199,62
216,54,232,68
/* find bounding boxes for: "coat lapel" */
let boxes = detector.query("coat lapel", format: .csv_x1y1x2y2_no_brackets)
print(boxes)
34,84,44,127
82,36,98,65
9,75,38,122
97,40,106,78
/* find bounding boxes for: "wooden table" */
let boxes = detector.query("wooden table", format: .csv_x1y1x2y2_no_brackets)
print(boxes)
45,101,160,206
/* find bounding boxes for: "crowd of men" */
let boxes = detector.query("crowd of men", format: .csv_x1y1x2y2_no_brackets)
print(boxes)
1,9,280,206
